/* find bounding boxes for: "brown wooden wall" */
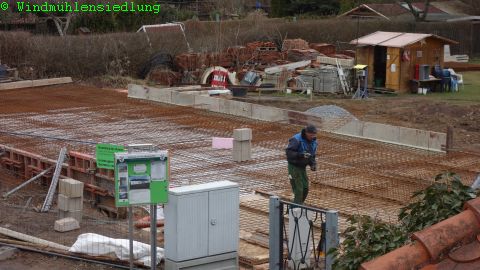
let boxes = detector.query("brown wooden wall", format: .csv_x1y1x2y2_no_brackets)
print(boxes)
399,37,445,93
355,46,374,88
386,47,401,90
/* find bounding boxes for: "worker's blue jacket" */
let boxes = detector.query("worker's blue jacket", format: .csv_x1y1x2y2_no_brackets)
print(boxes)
285,129,317,168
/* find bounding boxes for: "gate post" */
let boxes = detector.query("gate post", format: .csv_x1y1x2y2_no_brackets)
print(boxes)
325,210,339,270
269,196,281,270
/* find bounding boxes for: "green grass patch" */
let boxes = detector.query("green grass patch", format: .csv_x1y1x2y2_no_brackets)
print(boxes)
469,58,480,65
426,71,480,102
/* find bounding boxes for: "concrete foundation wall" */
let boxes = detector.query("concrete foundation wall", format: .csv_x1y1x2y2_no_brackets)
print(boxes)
172,91,195,106
251,104,289,122
194,95,221,111
128,84,149,99
149,87,173,103
128,84,446,152
335,120,446,152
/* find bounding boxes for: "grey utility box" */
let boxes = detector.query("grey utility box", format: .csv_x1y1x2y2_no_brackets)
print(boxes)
164,181,239,270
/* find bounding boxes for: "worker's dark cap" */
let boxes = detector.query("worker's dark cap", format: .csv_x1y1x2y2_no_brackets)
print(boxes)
305,124,317,133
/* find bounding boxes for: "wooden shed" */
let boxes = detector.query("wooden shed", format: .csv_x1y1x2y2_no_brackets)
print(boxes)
351,31,457,93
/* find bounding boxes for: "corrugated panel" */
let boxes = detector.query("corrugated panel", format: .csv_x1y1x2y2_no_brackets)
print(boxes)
165,192,209,261
208,187,239,256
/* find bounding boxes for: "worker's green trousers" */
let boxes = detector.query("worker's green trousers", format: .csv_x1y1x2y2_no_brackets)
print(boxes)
288,163,309,204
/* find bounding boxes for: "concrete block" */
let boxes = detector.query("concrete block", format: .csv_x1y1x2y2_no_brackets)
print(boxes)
171,91,195,106
54,217,80,232
233,128,252,141
128,84,148,99
241,141,252,161
0,246,17,261
251,104,289,122
363,122,400,143
428,132,447,152
194,95,220,111
228,100,252,118
232,140,251,162
58,194,83,211
59,178,84,198
59,209,83,223
232,141,242,162
149,88,173,104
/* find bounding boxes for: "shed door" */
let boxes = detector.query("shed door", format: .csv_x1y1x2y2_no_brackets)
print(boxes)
208,188,239,255
386,47,401,91
374,46,387,87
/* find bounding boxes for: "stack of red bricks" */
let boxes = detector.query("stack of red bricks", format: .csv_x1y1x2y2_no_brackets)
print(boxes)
173,39,348,74
287,49,320,62
309,43,336,56
147,68,181,86
282,39,310,50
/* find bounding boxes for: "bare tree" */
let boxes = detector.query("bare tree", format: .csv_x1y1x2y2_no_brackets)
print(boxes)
51,14,73,36
403,0,431,22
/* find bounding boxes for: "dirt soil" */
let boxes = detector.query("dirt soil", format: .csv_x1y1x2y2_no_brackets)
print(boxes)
0,169,157,270
243,94,480,152
0,251,118,270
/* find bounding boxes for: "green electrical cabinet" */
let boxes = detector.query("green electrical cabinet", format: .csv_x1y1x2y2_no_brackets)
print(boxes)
114,151,169,206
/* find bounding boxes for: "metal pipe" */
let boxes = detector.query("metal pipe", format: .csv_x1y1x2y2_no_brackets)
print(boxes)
280,200,330,213
3,167,53,198
150,204,157,269
129,205,134,270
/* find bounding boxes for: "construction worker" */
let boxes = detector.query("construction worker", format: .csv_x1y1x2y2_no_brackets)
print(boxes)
285,124,317,204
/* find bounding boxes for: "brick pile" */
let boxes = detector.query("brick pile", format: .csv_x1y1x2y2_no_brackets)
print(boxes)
147,68,181,86
282,39,310,50
309,43,336,56
174,41,285,71
287,49,321,62
329,54,354,59
170,39,352,88
339,50,356,58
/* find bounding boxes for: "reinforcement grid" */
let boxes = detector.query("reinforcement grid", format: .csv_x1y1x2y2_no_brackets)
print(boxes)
0,85,479,267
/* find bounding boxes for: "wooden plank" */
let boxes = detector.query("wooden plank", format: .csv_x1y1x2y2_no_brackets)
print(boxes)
264,60,311,74
0,77,72,91
0,227,70,251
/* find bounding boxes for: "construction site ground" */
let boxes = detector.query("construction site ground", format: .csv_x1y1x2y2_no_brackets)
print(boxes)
244,71,480,152
0,84,479,269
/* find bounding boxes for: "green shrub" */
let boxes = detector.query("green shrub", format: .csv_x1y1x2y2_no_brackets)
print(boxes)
329,215,407,270
330,172,477,270
399,172,477,233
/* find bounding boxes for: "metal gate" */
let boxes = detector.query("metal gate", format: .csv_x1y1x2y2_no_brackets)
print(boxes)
269,196,339,270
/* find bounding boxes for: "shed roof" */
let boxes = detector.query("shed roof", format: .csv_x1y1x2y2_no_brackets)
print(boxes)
351,31,457,48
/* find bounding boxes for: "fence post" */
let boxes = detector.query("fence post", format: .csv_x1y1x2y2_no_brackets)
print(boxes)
325,210,339,270
269,196,281,270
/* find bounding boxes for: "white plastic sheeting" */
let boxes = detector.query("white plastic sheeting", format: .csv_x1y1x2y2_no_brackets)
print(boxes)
69,233,164,266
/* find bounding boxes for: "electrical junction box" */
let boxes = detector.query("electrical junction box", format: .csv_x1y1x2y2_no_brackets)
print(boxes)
164,181,239,270
114,151,169,206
